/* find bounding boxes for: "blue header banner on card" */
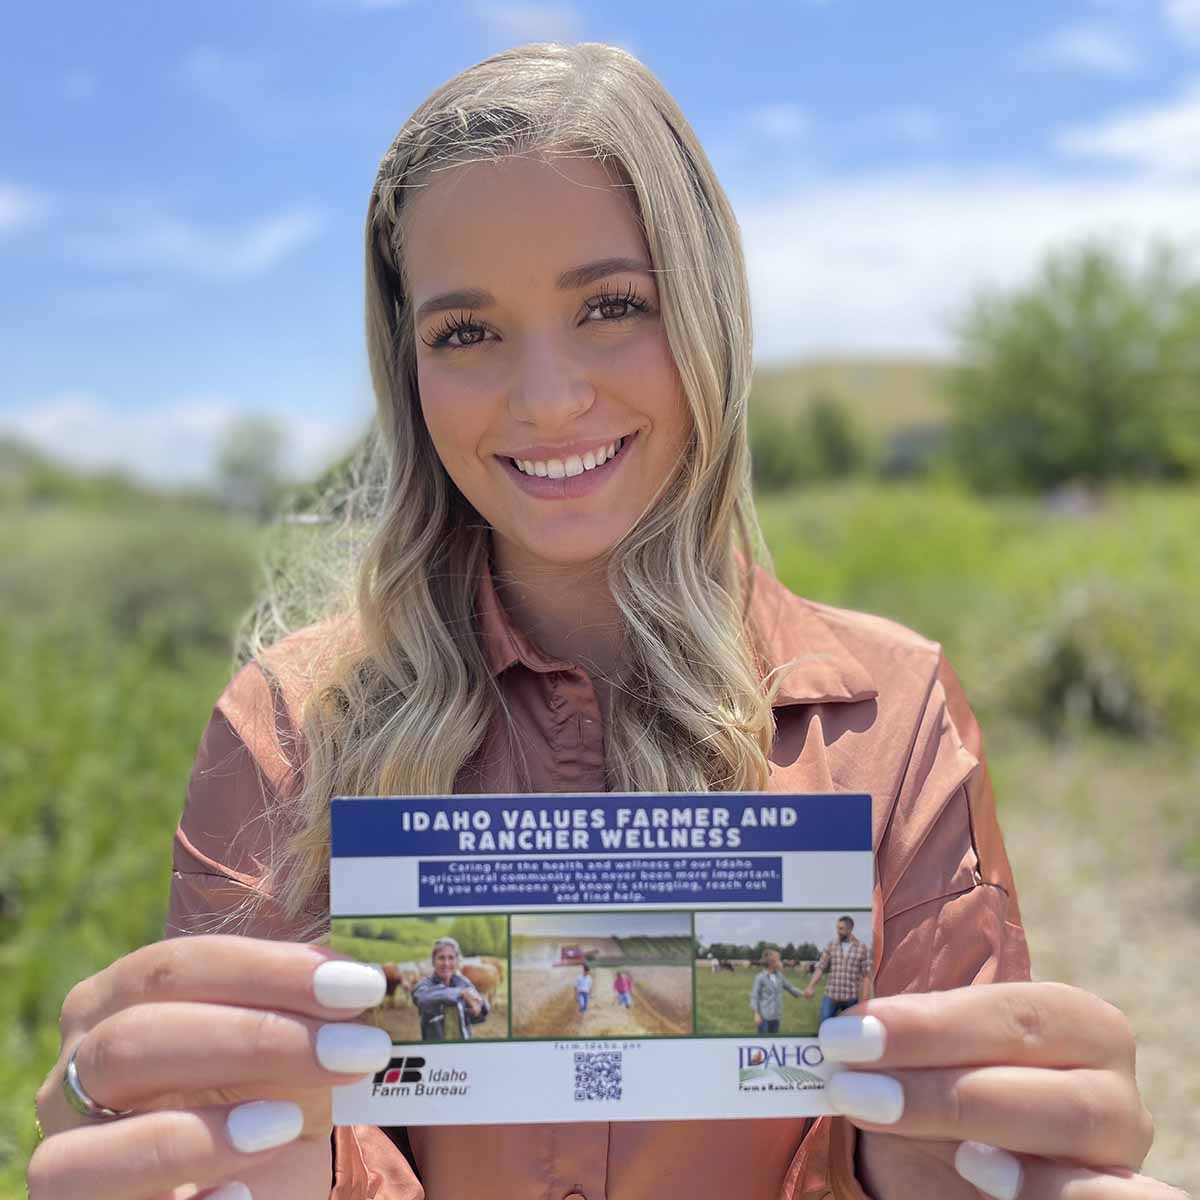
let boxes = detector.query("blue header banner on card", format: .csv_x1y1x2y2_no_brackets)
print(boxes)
330,793,871,857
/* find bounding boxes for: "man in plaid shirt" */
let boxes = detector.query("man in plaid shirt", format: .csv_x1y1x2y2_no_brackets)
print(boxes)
802,914,871,1023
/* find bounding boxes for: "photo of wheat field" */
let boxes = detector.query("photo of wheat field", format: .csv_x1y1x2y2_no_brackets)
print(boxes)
510,913,693,1039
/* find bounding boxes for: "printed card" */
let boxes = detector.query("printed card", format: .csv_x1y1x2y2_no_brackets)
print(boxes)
329,791,873,1125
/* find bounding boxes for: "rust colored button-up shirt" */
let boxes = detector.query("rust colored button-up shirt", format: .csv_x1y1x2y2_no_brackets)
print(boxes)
167,563,1031,1200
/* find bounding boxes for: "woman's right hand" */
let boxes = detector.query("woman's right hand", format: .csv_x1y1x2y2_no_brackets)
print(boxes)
29,935,391,1200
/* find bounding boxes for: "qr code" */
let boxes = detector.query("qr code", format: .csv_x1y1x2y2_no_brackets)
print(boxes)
574,1051,622,1101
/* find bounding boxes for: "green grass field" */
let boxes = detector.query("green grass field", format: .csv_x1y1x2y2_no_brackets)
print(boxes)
695,968,826,1037
4,462,1199,1195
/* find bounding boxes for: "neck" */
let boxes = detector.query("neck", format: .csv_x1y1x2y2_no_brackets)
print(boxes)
491,535,625,679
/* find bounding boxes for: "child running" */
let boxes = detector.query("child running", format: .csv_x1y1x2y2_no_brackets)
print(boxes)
574,963,593,1013
613,969,634,1008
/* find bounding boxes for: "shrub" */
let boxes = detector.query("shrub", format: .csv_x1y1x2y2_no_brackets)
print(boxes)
1008,580,1200,745
748,390,869,491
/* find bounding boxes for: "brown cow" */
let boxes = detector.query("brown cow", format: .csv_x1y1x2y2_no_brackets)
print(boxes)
460,961,501,1005
379,961,421,1008
462,954,506,984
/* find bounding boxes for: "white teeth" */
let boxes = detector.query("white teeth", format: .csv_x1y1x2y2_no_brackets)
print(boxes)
512,437,626,478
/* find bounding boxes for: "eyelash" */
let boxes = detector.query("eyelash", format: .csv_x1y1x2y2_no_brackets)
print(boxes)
420,283,654,351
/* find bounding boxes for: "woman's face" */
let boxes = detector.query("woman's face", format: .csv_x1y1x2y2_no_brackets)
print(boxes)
404,151,691,571
433,946,457,982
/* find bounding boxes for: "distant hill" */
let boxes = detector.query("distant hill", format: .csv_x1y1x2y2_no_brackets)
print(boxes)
750,355,953,437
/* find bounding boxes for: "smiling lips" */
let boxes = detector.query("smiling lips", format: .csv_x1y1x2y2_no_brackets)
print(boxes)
508,436,625,479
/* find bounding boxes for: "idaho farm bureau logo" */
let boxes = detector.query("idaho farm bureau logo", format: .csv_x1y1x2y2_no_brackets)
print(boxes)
372,1057,470,1099
737,1043,825,1091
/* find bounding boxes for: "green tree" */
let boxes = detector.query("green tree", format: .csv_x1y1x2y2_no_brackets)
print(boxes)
949,238,1200,491
215,414,290,520
804,389,867,479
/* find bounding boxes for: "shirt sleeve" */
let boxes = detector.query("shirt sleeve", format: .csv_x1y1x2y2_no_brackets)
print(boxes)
785,652,1032,1200
166,661,424,1200
412,977,464,1012
817,945,832,973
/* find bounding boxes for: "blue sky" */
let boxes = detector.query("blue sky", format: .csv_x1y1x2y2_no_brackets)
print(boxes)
4,0,1200,484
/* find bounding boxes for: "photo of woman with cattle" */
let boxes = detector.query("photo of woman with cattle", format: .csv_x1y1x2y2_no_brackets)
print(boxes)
330,916,509,1042
694,910,872,1037
510,913,692,1038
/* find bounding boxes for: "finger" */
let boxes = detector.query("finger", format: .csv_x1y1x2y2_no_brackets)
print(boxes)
826,1065,1152,1169
189,1131,333,1200
26,1100,309,1200
59,938,388,1037
73,1003,393,1112
820,983,1134,1072
952,1141,1190,1200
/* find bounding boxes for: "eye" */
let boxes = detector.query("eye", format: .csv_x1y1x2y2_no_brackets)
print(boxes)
421,310,492,351
420,283,654,352
583,282,653,323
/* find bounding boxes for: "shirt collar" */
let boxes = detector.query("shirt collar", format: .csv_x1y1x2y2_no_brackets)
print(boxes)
475,558,877,708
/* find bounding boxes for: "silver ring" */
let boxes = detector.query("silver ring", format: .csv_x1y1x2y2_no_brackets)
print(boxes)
63,1043,134,1121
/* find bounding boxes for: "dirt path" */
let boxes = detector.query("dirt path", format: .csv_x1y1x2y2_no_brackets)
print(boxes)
994,734,1200,1195
514,967,686,1038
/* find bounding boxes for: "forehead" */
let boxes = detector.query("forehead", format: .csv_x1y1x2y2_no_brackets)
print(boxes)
402,152,646,297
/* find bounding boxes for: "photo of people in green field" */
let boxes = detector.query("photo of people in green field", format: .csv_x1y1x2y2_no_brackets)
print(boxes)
694,911,872,1037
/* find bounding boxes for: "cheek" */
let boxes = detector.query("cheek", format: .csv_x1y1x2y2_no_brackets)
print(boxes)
418,372,491,473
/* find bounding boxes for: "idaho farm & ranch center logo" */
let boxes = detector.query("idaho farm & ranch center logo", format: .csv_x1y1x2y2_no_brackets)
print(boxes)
372,1056,470,1098
737,1043,825,1091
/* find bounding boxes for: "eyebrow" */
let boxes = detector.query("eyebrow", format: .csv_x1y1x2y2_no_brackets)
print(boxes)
414,256,655,322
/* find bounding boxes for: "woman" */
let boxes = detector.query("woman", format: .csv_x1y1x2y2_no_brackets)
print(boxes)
30,41,1178,1200
410,937,487,1041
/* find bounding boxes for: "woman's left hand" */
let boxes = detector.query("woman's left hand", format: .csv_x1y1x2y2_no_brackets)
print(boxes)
820,981,1187,1199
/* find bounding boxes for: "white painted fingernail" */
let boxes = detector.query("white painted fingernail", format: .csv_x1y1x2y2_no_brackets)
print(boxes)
316,1022,393,1073
827,1071,905,1124
207,1183,253,1200
313,960,387,1009
226,1100,304,1153
955,1141,1023,1200
819,1015,887,1063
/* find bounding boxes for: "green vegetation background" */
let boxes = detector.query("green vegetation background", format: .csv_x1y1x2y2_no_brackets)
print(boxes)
4,360,1198,1191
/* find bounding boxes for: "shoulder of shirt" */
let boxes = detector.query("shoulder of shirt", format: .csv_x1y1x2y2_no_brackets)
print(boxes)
750,564,948,707
210,614,361,785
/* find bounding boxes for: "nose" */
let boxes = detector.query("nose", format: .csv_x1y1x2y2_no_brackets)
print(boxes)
506,333,595,430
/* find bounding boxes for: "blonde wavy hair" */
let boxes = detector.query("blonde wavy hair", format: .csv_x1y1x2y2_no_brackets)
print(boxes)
237,41,788,940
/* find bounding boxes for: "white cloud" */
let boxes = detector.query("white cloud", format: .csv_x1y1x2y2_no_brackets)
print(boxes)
0,183,46,234
732,169,1200,358
69,208,324,278
1055,80,1200,174
750,103,809,144
475,3,584,42
0,393,364,486
1164,0,1200,43
1031,25,1141,74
